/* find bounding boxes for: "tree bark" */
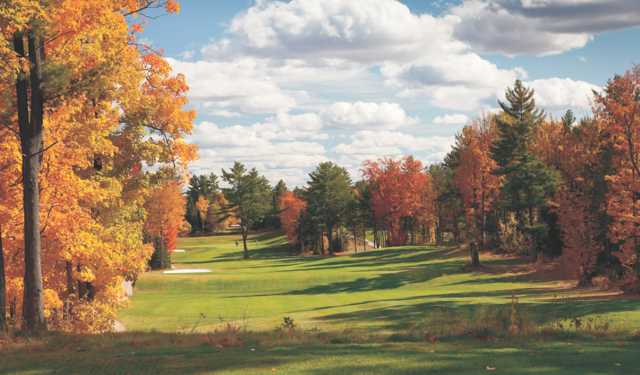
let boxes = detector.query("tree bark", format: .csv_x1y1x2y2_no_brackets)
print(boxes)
15,31,46,334
352,227,357,253
241,225,249,259
327,224,334,255
470,242,480,267
0,226,7,332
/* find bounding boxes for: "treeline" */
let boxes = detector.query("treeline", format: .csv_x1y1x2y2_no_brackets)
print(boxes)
0,1,192,334
202,68,640,294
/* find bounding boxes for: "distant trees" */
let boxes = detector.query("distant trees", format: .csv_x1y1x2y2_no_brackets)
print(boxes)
363,157,434,247
304,162,353,255
185,173,219,234
452,118,501,266
278,192,306,253
222,162,272,259
145,182,186,269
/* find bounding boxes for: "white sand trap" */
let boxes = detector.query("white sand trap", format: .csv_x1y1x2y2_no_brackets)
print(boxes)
173,249,186,253
163,268,211,274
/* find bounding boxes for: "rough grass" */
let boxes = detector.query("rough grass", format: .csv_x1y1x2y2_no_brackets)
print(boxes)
2,231,639,374
2,332,640,374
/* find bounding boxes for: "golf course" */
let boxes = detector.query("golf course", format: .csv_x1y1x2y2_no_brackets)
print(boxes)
3,231,639,374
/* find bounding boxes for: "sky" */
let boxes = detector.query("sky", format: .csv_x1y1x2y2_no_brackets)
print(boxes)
139,0,640,186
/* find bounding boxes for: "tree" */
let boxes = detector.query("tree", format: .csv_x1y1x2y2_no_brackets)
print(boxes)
206,192,234,233
0,0,191,332
278,192,306,252
268,179,288,228
596,66,640,291
363,157,432,246
145,181,186,269
491,80,559,257
453,117,502,266
185,173,219,233
195,196,210,233
222,162,272,259
304,162,353,255
347,181,374,252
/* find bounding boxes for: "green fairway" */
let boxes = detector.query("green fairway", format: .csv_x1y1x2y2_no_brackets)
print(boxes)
3,231,640,374
119,232,639,335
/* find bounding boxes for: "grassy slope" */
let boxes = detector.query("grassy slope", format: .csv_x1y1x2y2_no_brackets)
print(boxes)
119,231,639,334
3,231,639,374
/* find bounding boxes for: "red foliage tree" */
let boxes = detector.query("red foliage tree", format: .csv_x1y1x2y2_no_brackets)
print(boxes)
453,118,501,255
278,192,307,248
363,156,432,246
596,66,640,290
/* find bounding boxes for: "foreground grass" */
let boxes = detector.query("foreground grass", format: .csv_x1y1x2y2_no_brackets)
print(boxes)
3,232,640,374
119,231,639,334
2,332,640,374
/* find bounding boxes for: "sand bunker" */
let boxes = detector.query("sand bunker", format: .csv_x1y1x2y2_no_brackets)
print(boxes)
163,268,211,274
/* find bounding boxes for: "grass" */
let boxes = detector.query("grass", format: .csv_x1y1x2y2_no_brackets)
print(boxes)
2,332,640,374
2,230,639,374
119,231,639,335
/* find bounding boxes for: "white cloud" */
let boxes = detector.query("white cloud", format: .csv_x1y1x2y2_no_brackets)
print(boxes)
433,113,470,125
204,0,464,64
449,0,640,56
167,0,620,185
383,53,527,110
335,130,455,160
526,78,600,109
167,58,296,115
189,121,328,186
323,101,417,129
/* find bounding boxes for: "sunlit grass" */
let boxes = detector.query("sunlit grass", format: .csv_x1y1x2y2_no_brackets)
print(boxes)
119,231,640,334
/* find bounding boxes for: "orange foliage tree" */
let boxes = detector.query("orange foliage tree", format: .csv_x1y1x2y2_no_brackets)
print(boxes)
279,192,307,251
0,0,194,332
596,66,640,291
145,181,186,268
363,156,434,246
453,117,502,266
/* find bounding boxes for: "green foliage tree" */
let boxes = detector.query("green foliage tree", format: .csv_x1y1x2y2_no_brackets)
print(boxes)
185,173,219,233
222,162,272,259
491,80,559,256
347,180,374,252
266,179,288,228
304,162,353,255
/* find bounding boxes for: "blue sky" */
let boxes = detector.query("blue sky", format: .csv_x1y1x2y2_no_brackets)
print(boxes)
139,0,640,186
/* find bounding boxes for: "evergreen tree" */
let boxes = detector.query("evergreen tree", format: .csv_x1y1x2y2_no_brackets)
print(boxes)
491,80,559,256
185,173,219,233
304,162,353,255
266,179,288,228
222,162,272,259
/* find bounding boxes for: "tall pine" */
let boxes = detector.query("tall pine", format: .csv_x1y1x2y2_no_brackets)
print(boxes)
491,80,558,257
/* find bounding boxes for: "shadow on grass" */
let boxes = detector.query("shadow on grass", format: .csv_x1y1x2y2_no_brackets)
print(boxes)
2,332,639,375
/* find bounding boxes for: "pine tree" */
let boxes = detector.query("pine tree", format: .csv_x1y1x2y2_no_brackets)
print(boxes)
304,162,353,255
491,80,559,257
222,162,272,259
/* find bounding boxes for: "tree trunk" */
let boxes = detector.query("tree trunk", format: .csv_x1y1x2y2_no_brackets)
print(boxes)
327,224,334,255
352,227,357,253
241,225,249,259
470,242,480,267
0,226,7,332
15,31,46,334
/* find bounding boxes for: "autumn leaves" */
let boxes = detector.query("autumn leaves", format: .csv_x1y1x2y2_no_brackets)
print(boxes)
0,1,192,333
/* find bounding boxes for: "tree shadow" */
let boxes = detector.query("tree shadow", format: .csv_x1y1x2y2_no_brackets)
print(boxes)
3,332,639,375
